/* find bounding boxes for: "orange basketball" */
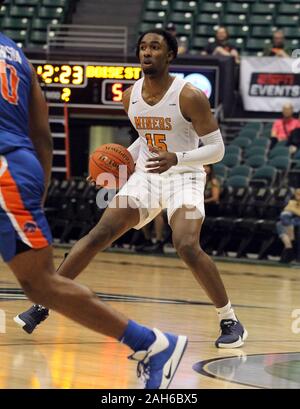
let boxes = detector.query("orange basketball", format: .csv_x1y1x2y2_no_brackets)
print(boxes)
89,143,135,189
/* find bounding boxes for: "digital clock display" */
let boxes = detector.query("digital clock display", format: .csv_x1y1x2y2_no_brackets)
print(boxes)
32,61,219,109
36,64,86,87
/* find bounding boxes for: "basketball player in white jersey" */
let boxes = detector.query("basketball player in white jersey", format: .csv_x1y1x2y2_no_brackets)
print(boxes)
16,29,247,361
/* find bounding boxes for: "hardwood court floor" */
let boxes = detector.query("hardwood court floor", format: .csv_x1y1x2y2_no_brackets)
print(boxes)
0,248,300,389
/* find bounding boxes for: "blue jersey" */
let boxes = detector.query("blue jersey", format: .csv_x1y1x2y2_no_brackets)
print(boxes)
0,33,34,154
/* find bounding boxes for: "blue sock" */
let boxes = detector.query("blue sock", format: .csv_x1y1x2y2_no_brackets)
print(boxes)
119,320,156,352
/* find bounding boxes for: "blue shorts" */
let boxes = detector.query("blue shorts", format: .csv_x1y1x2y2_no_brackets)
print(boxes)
0,148,52,262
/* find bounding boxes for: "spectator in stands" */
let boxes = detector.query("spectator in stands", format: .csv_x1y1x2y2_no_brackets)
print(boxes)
202,27,240,64
277,188,300,263
263,30,290,58
287,112,300,154
166,22,188,55
204,165,221,216
271,103,300,149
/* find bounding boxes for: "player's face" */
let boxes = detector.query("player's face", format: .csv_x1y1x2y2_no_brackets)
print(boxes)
139,33,171,75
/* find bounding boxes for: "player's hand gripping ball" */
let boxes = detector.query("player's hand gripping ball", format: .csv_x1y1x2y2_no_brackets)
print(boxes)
89,143,134,189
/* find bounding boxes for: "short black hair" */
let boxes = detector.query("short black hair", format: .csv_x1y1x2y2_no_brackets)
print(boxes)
136,29,178,60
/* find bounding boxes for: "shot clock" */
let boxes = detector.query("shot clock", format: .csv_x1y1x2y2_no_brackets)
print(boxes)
32,61,218,110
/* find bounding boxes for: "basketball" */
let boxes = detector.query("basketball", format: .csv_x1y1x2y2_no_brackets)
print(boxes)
89,143,135,189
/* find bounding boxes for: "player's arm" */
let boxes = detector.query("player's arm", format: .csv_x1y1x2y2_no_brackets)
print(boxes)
175,84,225,166
146,85,225,173
122,86,140,162
28,63,53,203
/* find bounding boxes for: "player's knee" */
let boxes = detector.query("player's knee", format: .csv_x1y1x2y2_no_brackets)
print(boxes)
20,275,55,306
173,234,200,259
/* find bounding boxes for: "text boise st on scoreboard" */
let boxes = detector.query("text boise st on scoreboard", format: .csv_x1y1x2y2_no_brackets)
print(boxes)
32,61,219,110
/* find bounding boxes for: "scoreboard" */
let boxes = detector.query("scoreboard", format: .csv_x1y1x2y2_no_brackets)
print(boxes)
32,61,219,110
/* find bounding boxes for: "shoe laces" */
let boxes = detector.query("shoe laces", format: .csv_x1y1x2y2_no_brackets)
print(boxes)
128,350,151,384
220,319,237,335
31,305,48,320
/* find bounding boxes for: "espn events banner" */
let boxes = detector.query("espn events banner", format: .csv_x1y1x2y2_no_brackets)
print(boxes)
240,57,300,112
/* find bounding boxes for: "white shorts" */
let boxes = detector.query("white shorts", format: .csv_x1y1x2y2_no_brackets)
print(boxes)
114,170,206,230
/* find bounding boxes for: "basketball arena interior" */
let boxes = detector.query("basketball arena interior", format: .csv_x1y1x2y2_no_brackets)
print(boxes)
1,0,300,391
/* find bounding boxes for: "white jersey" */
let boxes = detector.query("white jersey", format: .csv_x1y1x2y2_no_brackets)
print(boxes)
128,76,204,175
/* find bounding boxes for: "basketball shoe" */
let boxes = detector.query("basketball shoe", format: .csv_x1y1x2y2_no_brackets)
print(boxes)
215,319,248,348
129,328,188,389
14,305,49,334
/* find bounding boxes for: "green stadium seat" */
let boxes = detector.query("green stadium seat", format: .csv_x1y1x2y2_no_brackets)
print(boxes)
200,2,223,14
252,26,274,38
251,3,276,14
245,155,266,169
275,15,299,27
15,0,39,5
195,25,216,37
145,0,170,12
225,145,242,156
191,36,211,50
169,12,194,24
274,141,288,148
251,166,277,188
42,0,70,6
214,163,228,179
250,15,273,25
286,0,300,3
227,26,249,38
0,4,7,17
223,14,248,26
139,22,164,33
260,0,280,3
229,165,252,178
268,156,291,173
2,29,27,42
30,30,48,44
245,147,267,158
173,1,198,13
226,3,250,14
175,24,193,36
1,17,30,30
246,38,270,53
278,3,300,14
263,123,273,133
238,129,258,140
221,153,241,168
226,175,249,188
269,147,290,159
10,6,35,18
32,18,59,30
231,136,252,149
196,13,220,25
142,11,167,23
284,27,300,39
243,122,262,132
250,138,270,150
231,38,245,51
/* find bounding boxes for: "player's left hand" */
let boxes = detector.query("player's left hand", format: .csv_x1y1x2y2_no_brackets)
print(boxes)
146,147,178,174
